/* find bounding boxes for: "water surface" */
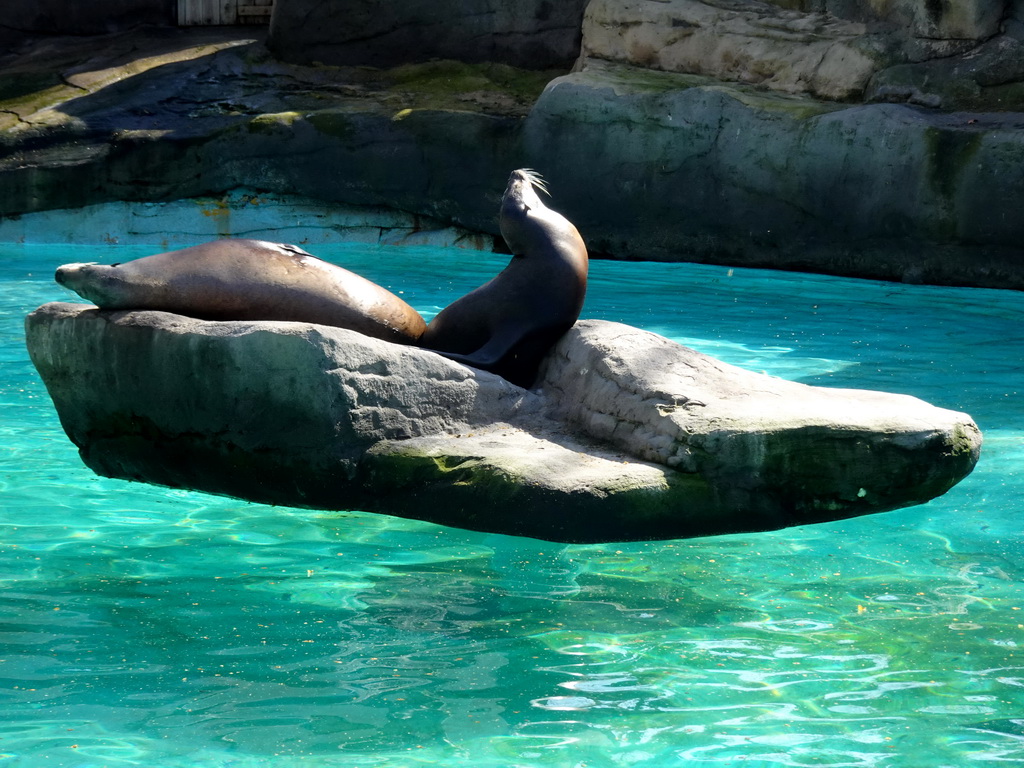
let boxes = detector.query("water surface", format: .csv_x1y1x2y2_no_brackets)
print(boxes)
2,242,1023,767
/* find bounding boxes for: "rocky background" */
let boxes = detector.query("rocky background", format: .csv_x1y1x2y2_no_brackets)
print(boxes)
3,0,1023,288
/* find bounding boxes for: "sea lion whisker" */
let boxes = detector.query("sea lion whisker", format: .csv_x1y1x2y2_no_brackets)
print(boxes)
520,168,550,196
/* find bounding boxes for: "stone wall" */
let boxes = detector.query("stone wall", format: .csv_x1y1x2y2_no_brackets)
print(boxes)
580,0,1024,109
2,11,1024,289
808,0,1004,38
2,0,174,37
267,0,589,69
522,62,1024,288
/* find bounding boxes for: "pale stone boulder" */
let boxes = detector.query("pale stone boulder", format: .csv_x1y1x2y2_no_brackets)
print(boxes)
579,0,1014,103
25,302,981,542
580,0,877,100
539,322,982,518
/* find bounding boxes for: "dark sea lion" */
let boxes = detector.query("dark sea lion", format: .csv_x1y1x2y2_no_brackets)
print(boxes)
55,238,426,345
420,169,589,387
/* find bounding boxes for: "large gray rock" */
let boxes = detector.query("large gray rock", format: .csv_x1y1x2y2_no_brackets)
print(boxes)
26,302,981,542
867,33,1024,112
539,321,981,519
523,62,1024,287
0,29,528,234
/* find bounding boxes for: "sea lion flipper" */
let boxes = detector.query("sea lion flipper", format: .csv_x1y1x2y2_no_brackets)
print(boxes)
433,325,570,388
432,333,514,374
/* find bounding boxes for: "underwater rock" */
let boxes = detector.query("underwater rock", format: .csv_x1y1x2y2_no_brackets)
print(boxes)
26,302,981,543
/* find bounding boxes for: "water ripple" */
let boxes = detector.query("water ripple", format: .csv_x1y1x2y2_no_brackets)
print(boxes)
4,243,1024,766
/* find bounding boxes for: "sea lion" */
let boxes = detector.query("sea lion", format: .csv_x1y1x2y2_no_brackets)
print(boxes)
420,169,588,388
55,239,426,345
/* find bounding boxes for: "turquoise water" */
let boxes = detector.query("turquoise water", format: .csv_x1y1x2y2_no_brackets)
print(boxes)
3,242,1024,767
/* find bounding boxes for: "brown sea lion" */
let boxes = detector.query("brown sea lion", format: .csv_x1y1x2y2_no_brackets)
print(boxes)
55,239,426,345
420,169,589,388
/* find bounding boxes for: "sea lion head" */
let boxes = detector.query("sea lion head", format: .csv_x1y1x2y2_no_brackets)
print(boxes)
502,168,547,212
499,169,554,256
55,263,128,308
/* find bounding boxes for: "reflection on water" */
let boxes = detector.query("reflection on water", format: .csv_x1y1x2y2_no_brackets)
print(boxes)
2,242,1024,766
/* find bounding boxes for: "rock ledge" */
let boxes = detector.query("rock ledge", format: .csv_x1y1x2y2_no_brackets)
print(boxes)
26,302,981,542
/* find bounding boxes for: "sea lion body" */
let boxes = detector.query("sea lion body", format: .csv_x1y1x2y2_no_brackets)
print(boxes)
55,239,426,345
420,169,588,387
